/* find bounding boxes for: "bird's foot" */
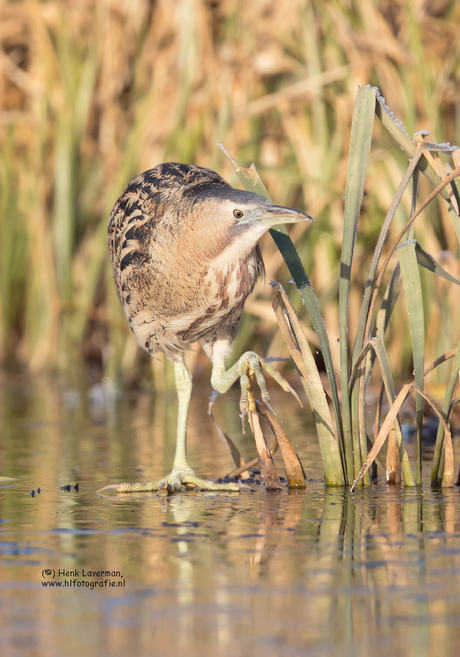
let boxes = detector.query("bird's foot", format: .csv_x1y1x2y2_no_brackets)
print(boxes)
237,351,300,423
97,468,243,495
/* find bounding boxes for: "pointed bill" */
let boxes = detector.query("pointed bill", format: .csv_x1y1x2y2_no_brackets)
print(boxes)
238,204,314,227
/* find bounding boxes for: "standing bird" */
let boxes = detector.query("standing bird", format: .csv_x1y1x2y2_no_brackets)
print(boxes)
107,163,313,493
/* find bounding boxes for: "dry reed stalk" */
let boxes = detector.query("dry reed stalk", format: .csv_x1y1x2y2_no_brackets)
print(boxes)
250,408,282,491
257,403,306,488
0,0,459,384
385,427,401,485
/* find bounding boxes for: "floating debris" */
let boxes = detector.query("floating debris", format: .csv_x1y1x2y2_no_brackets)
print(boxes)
60,483,80,492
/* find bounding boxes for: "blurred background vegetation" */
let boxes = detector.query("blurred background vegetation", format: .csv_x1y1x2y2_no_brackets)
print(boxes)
1,0,460,391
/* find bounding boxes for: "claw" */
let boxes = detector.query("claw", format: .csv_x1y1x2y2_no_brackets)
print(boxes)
262,397,277,416
235,351,301,422
285,383,302,407
157,480,174,496
240,412,246,434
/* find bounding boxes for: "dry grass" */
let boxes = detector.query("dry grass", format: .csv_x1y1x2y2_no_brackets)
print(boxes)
1,0,460,386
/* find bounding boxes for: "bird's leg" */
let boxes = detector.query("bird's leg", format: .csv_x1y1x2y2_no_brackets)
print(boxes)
170,359,194,474
99,360,240,494
211,351,300,426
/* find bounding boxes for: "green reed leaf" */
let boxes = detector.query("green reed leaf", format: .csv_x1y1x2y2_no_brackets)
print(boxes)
340,86,376,482
272,283,345,486
352,145,428,365
397,240,425,484
412,242,460,285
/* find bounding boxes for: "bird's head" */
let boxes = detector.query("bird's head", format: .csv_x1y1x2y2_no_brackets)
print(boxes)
160,165,314,261
197,186,314,230
186,187,314,258
223,191,314,229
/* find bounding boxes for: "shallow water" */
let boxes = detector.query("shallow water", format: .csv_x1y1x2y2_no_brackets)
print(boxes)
1,376,460,657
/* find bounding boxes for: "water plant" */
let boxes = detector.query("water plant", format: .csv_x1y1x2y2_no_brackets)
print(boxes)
1,2,460,490
1,1,459,386
221,86,460,489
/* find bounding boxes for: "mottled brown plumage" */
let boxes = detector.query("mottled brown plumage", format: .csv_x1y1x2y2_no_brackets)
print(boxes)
106,162,312,494
109,163,266,362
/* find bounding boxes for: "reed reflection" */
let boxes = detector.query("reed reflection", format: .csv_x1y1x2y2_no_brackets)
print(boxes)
1,381,460,656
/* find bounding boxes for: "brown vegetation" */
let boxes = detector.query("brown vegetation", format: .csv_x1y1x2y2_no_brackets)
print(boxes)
1,0,459,387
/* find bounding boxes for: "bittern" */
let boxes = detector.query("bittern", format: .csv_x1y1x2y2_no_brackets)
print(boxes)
107,163,313,493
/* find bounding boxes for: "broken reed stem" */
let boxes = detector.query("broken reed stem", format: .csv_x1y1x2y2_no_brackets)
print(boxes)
250,408,282,490
386,427,401,484
226,457,259,479
257,403,306,488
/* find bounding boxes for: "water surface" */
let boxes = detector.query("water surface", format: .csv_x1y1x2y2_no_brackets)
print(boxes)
1,376,460,656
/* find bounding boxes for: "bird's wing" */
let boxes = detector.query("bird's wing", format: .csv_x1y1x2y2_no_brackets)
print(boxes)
108,163,231,303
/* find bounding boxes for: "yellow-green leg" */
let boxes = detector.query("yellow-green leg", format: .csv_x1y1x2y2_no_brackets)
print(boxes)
211,351,300,420
98,360,240,494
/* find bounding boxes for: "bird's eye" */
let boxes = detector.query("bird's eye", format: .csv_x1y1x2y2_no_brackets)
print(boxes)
233,209,244,219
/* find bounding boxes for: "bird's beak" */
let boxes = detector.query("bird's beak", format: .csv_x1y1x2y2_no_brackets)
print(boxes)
240,204,314,227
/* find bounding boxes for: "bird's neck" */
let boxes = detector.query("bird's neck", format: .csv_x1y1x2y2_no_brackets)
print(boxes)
202,223,266,275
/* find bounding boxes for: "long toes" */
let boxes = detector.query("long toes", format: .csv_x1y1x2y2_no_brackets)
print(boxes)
182,475,241,492
98,472,242,495
249,355,270,398
98,481,162,493
238,358,250,415
239,382,249,415
256,355,302,407
98,476,184,494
